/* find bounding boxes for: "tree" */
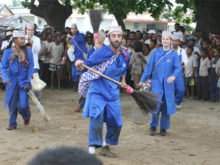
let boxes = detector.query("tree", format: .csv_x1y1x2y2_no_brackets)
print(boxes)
76,0,173,31
22,0,72,32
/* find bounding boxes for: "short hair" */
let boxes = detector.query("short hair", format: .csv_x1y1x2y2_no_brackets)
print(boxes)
162,30,172,38
175,23,180,27
130,31,136,35
150,38,157,45
27,146,103,165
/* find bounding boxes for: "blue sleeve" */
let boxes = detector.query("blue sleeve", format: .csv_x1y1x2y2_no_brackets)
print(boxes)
172,51,182,78
25,48,34,88
0,49,10,83
140,50,156,82
84,46,112,67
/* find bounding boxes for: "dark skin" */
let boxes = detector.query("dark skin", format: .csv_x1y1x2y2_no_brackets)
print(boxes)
5,37,29,91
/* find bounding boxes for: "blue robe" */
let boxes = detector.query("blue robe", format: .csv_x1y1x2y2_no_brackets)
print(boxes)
87,47,95,59
140,47,182,115
70,33,87,82
1,48,34,128
82,45,130,146
1,48,34,109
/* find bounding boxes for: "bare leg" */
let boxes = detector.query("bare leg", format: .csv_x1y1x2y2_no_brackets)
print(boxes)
191,86,194,98
51,71,55,89
57,70,61,89
185,85,189,97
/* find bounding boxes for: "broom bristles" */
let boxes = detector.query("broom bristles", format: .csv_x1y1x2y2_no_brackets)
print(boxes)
131,90,161,114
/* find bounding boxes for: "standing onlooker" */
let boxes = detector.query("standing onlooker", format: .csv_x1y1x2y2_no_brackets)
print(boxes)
173,23,184,39
1,31,12,52
185,47,197,98
49,33,64,89
130,40,144,89
201,39,213,59
26,22,41,99
70,23,87,89
197,48,211,100
210,48,220,101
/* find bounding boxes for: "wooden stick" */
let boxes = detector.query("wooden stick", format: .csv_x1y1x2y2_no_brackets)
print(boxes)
82,64,122,86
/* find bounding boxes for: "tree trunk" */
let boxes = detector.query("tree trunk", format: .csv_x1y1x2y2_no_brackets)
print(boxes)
29,0,72,32
195,0,220,38
114,13,126,31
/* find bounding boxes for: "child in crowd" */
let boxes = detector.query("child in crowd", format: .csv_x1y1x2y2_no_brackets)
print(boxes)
197,48,211,100
210,48,220,101
49,33,64,89
130,40,144,89
185,47,197,98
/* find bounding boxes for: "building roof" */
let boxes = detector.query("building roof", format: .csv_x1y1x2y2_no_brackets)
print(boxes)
0,15,29,29
0,4,14,15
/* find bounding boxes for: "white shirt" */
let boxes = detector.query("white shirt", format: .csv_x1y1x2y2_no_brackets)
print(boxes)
173,31,184,39
177,47,188,66
31,35,41,69
1,40,9,50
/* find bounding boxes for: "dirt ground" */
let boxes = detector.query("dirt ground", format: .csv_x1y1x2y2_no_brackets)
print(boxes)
0,89,220,165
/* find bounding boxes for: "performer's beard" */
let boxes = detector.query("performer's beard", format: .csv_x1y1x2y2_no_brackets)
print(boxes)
110,40,122,49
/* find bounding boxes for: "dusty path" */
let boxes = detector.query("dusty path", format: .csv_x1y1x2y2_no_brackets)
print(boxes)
0,89,220,165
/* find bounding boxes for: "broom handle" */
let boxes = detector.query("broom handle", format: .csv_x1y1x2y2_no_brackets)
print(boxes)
82,64,122,86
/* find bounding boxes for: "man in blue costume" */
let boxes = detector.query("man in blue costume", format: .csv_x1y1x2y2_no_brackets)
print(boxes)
171,34,187,109
139,31,182,136
70,23,87,89
1,31,34,130
75,26,129,157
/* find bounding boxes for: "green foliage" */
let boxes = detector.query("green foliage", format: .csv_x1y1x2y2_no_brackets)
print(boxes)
21,0,31,9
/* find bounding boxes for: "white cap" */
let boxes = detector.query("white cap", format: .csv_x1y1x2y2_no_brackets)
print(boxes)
6,31,12,36
172,34,181,40
162,30,172,38
108,26,123,35
71,23,77,28
148,29,156,34
12,30,25,38
26,22,34,28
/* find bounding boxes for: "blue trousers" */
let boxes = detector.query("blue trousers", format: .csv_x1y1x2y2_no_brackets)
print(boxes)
88,107,122,147
72,64,79,82
210,77,219,101
175,73,185,106
150,94,170,130
8,83,31,128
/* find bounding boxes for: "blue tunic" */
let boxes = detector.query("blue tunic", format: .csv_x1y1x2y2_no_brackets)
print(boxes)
140,47,182,115
87,47,95,59
70,33,87,82
0,48,34,109
82,45,130,119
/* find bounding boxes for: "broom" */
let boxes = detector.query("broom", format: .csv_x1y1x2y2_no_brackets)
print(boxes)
28,90,50,122
82,64,160,114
